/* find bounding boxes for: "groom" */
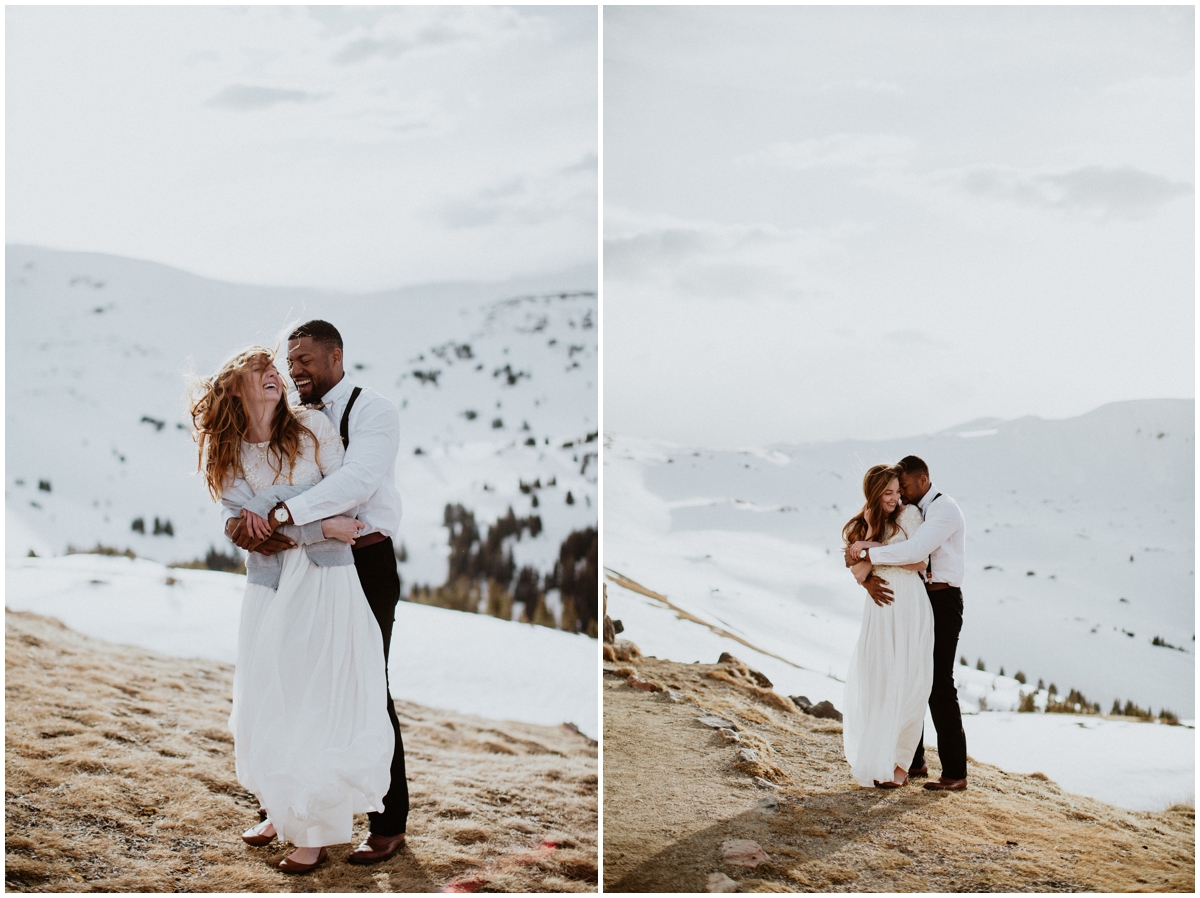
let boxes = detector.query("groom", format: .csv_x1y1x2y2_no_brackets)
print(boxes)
846,455,969,792
223,319,410,862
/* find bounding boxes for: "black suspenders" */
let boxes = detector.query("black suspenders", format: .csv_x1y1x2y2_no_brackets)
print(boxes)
923,492,942,580
340,387,363,450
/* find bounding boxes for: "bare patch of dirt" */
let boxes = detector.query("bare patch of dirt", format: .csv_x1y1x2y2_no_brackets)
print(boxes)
603,655,1194,892
6,609,597,892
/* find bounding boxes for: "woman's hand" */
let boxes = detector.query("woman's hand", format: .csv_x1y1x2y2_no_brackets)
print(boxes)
322,516,366,544
243,510,272,542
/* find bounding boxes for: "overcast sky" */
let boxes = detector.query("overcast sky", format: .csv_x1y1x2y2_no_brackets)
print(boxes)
6,5,596,291
604,6,1194,447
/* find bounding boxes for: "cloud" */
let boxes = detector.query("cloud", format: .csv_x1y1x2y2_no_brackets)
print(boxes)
563,152,597,174
745,133,917,171
941,164,1193,220
204,84,325,111
605,207,867,299
330,7,543,65
435,163,595,231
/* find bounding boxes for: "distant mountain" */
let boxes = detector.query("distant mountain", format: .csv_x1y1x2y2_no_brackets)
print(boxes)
5,244,597,595
605,398,1195,717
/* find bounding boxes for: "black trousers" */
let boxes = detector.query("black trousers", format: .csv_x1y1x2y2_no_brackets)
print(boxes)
910,586,969,780
352,537,409,836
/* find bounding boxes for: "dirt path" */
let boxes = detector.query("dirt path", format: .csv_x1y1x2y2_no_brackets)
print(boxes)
5,609,597,892
603,655,1194,893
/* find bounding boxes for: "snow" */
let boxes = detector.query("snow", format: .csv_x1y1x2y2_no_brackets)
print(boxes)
5,556,598,739
949,713,1194,812
5,243,598,735
604,403,1194,811
5,244,597,595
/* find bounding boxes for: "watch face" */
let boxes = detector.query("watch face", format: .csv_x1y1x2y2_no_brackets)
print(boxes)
275,507,288,522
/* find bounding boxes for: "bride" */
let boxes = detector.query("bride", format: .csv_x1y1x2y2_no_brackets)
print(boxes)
190,346,394,873
840,464,934,788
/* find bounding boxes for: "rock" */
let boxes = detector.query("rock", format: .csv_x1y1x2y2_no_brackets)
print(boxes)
721,839,769,869
808,700,843,722
753,776,780,790
665,690,686,703
718,728,740,743
627,675,660,692
756,794,780,812
790,695,813,712
602,614,616,644
737,747,760,763
718,652,740,664
613,639,643,662
697,715,738,731
707,872,740,892
613,619,625,635
747,669,773,688
602,644,617,663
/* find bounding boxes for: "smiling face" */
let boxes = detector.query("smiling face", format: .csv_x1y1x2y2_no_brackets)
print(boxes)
898,471,930,504
287,336,342,404
236,354,285,409
881,476,902,514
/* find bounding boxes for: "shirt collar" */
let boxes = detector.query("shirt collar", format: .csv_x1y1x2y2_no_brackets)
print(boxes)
317,375,355,413
918,483,939,514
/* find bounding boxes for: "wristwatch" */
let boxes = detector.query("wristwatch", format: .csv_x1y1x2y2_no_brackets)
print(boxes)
273,503,291,525
859,549,868,560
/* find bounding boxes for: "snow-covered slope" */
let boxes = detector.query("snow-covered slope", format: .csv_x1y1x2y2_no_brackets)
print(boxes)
604,401,1194,809
5,244,597,590
5,555,597,739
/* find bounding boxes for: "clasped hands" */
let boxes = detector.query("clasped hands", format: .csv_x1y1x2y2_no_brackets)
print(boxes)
225,508,365,555
843,540,895,608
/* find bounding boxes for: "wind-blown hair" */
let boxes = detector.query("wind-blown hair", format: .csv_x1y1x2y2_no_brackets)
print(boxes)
842,464,904,548
188,346,318,501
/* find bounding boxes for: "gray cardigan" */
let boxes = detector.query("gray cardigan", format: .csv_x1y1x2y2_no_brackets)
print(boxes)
237,484,354,589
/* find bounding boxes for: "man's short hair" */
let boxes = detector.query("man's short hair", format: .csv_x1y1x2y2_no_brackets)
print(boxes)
289,320,343,353
897,455,930,478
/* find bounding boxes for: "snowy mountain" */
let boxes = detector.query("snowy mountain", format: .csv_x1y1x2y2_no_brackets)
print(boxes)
604,400,1194,809
5,244,597,595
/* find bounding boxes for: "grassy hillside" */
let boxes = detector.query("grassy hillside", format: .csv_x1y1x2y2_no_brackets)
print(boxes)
5,610,597,892
603,653,1193,892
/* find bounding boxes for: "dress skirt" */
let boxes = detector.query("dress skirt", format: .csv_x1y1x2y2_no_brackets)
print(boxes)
230,546,393,847
841,567,935,787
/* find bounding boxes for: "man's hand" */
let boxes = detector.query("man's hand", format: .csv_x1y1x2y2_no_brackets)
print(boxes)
226,515,296,555
863,574,895,607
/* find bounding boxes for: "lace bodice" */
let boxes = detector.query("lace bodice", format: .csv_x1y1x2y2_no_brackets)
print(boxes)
240,408,344,496
873,504,924,577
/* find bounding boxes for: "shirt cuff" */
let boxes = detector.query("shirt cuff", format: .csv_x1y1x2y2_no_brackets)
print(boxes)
284,495,317,527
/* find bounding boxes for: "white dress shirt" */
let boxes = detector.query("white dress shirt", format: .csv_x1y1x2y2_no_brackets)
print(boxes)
221,375,403,538
867,483,966,588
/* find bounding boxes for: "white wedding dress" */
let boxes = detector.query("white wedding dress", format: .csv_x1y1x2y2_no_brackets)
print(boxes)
228,408,393,847
842,503,934,787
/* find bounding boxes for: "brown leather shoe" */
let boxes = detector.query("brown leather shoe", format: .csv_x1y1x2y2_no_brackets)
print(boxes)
242,820,277,847
347,832,407,865
278,846,327,874
908,765,929,777
873,774,907,789
924,777,967,791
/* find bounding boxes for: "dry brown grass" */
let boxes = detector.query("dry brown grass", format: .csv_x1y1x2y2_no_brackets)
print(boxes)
5,609,597,892
604,656,1194,893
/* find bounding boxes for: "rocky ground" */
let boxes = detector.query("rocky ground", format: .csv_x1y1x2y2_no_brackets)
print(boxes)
603,653,1194,893
5,609,598,892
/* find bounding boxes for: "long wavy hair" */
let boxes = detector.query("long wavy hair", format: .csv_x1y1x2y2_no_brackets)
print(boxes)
842,464,904,547
189,346,318,501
